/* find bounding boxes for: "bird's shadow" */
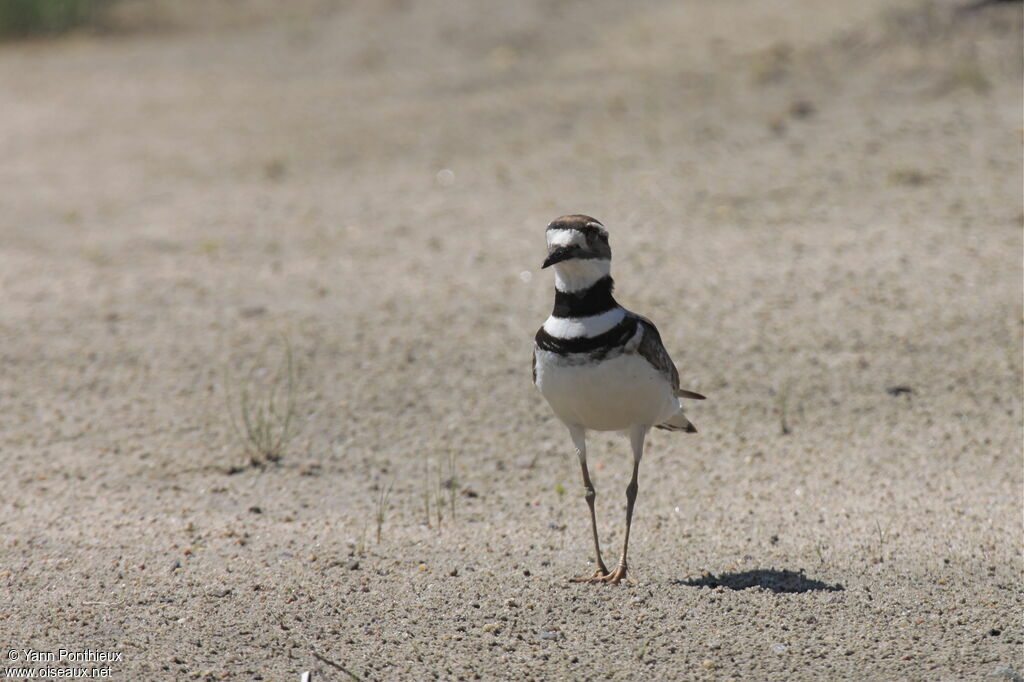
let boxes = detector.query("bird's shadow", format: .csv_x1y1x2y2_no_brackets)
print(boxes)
672,568,843,594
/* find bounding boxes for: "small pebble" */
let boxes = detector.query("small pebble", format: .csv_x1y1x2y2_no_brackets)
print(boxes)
449,568,459,577
789,99,815,119
483,622,501,634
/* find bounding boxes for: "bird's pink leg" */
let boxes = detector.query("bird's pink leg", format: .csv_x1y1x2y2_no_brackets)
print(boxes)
598,425,646,586
567,426,609,582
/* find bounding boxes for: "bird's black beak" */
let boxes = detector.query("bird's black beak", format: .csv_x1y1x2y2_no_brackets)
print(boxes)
542,245,582,269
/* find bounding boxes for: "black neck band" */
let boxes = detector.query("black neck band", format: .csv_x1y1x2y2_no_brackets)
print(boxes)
552,276,618,318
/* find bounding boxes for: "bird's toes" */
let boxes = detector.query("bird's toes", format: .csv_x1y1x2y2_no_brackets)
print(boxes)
569,568,610,584
599,566,629,585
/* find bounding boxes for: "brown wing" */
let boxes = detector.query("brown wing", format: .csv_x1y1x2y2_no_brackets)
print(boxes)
633,315,705,399
633,315,680,393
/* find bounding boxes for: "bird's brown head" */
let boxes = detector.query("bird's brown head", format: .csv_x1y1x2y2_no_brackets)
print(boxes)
543,215,611,269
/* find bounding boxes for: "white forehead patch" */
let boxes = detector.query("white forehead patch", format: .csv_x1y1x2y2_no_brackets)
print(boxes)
546,229,585,248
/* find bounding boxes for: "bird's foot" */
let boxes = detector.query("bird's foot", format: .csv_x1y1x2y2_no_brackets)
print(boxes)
596,564,629,585
569,565,610,583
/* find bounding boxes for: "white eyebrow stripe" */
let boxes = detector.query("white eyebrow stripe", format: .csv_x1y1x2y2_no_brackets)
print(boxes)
543,307,625,338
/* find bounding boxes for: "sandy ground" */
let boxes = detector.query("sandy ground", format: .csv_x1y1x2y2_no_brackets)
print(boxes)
0,0,1022,679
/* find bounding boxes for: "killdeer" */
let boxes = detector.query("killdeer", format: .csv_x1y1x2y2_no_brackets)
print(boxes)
533,215,704,585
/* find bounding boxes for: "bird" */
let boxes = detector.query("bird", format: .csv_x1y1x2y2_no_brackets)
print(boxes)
532,214,704,585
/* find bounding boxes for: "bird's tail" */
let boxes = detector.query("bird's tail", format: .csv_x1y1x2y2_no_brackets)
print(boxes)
656,410,697,433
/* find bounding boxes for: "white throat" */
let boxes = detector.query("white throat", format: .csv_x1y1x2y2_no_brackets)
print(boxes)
553,258,611,293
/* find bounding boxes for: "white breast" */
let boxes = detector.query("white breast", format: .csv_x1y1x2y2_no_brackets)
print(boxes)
534,349,679,432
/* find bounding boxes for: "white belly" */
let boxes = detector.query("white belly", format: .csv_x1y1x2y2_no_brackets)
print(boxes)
535,349,679,431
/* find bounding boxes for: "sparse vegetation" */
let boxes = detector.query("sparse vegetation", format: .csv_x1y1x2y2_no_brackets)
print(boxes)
226,340,301,467
375,481,394,544
421,452,459,529
874,520,889,563
421,460,433,528
443,450,458,522
350,523,367,559
776,383,792,436
0,0,116,39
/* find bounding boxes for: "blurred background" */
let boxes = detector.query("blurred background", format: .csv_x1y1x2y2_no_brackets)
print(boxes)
0,0,1021,678
2,0,1019,470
